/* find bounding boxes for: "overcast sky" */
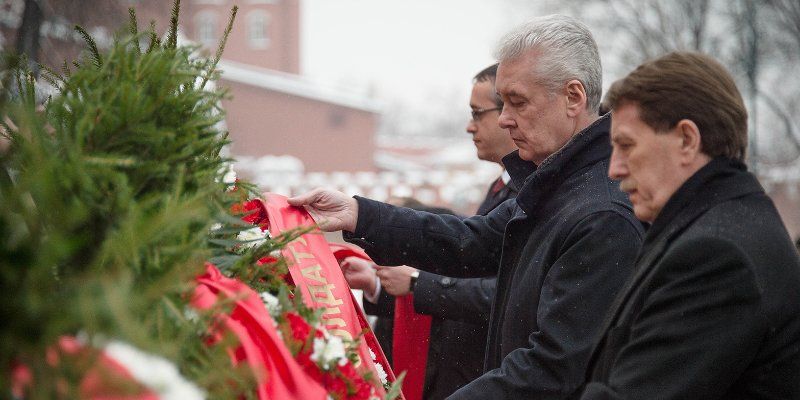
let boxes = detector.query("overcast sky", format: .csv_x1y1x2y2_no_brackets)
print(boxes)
300,0,545,105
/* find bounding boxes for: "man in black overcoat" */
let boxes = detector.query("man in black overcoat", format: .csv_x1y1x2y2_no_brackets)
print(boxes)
578,51,800,399
341,63,517,399
290,15,645,399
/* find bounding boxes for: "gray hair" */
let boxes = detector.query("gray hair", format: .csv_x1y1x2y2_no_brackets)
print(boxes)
494,15,602,112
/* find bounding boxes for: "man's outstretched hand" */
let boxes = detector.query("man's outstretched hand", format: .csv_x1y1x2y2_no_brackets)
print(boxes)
339,256,378,295
376,265,417,297
287,188,359,232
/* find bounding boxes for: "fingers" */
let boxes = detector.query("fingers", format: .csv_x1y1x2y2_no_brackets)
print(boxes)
287,188,325,207
339,260,352,273
343,257,371,271
375,267,400,281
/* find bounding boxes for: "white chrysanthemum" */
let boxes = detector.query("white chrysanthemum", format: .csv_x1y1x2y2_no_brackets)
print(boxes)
369,348,377,360
184,308,200,324
237,227,267,249
310,336,347,369
222,167,237,184
104,341,205,400
374,362,388,385
259,291,281,317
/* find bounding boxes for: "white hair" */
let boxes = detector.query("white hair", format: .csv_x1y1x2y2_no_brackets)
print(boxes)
494,15,602,112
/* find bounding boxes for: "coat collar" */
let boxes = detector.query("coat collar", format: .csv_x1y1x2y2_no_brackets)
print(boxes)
585,157,764,380
642,157,763,252
502,113,612,215
502,150,535,192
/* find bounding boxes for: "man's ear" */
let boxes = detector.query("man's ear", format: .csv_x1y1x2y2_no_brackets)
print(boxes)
675,119,704,163
565,79,587,117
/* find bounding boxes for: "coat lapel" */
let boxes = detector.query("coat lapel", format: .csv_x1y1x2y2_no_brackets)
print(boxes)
585,157,764,376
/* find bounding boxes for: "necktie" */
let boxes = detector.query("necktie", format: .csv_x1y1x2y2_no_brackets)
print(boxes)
491,178,505,194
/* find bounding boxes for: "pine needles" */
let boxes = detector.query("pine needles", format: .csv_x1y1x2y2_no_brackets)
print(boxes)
0,1,265,397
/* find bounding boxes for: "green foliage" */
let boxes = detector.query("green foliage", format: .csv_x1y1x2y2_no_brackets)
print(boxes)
0,1,274,397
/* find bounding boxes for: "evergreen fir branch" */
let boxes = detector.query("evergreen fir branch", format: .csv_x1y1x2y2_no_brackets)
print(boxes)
83,155,139,167
0,2,289,396
166,0,181,49
146,21,160,53
37,62,63,84
214,212,256,227
0,118,12,140
74,25,103,69
385,372,406,399
37,63,64,92
128,8,141,55
13,70,36,108
199,6,237,90
36,73,59,93
0,53,21,108
61,60,71,79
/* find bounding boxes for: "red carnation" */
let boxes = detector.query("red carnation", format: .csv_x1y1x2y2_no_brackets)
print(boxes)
241,199,269,229
256,255,278,265
285,312,311,343
324,374,348,398
352,377,373,400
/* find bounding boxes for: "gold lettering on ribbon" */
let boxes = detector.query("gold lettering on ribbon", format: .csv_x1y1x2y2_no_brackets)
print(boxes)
291,237,360,364
295,250,350,336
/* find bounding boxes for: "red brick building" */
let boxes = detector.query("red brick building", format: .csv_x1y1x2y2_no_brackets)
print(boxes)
2,0,798,233
179,0,379,173
0,0,379,173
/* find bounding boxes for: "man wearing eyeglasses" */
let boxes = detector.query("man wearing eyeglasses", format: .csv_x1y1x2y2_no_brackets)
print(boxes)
291,15,643,398
467,63,518,215
342,64,518,400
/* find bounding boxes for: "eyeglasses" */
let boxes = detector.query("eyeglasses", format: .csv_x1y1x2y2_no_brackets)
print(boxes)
471,106,502,121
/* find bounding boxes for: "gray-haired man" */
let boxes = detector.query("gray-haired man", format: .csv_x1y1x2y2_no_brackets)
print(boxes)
290,15,643,398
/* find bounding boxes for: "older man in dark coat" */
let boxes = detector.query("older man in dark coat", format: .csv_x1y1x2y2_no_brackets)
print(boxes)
290,15,644,399
340,63,517,400
578,51,800,399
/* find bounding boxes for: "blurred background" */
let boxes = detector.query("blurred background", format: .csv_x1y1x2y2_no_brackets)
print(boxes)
2,0,799,236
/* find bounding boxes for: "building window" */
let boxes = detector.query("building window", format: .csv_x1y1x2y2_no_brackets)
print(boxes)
195,11,217,45
328,108,346,128
247,10,270,49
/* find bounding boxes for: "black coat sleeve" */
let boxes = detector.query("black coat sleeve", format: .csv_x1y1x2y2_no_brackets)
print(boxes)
578,237,763,400
344,196,511,278
450,211,643,400
362,287,395,318
412,271,495,325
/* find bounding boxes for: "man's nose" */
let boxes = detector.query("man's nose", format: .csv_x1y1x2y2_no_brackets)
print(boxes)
608,149,627,180
466,119,478,135
498,108,515,130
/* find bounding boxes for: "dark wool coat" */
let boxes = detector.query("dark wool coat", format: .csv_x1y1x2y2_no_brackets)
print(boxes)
579,158,800,400
364,179,516,400
476,174,517,216
346,114,645,399
364,274,496,400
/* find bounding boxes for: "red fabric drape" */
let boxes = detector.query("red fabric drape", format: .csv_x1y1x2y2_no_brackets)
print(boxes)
257,194,394,398
57,337,159,400
193,263,328,400
329,242,431,400
392,295,432,400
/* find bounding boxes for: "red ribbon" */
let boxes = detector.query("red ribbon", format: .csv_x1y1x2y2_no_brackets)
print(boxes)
257,194,396,398
193,263,328,400
329,243,430,400
392,296,431,400
12,337,160,400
